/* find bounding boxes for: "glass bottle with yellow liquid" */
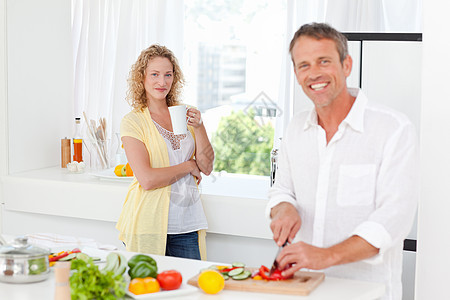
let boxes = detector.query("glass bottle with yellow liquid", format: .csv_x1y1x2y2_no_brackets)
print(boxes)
73,117,83,162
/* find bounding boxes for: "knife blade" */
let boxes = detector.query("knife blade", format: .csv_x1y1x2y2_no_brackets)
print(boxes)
268,241,289,276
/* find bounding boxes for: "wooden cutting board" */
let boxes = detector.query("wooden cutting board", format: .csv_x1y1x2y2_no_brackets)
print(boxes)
187,268,325,296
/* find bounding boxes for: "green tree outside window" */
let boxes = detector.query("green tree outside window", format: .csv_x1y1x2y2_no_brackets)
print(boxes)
212,109,274,176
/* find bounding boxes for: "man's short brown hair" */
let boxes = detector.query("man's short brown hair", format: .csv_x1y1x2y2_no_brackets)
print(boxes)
289,22,349,64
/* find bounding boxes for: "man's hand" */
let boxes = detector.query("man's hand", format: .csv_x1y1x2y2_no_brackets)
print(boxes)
270,202,302,246
276,235,380,278
277,242,333,278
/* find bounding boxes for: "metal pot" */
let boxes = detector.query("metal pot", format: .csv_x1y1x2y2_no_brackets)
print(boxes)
0,236,50,283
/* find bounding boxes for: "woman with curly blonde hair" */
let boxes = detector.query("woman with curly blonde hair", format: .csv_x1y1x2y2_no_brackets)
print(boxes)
126,45,184,110
116,44,214,260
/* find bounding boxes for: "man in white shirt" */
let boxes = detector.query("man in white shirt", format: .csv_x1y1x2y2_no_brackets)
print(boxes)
266,23,418,300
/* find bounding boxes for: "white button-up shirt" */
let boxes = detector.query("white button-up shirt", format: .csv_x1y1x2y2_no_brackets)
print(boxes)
266,88,419,300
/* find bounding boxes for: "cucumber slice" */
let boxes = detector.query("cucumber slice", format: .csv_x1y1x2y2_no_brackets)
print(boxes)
58,253,77,261
232,270,251,280
227,267,244,277
222,274,229,280
76,253,90,262
232,262,245,268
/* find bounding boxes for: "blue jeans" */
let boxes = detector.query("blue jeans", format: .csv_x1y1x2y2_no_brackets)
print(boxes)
165,231,201,260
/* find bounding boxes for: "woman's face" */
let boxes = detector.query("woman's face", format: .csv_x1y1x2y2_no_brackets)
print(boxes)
144,56,174,103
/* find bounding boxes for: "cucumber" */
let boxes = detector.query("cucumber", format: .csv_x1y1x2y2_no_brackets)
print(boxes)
76,253,90,263
232,270,251,280
222,274,229,280
227,267,244,277
232,262,245,268
58,253,77,261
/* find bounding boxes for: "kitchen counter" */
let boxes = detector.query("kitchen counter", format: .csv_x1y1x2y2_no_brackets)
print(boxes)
1,167,272,239
0,167,279,267
0,168,384,300
0,250,385,300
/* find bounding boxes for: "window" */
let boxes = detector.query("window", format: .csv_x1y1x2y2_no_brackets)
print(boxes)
183,0,287,177
71,0,422,199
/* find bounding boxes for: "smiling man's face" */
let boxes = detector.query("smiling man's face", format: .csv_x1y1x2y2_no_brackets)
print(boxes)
291,36,352,109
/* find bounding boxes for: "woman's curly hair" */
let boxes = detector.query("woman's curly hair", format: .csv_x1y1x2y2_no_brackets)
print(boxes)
126,44,185,110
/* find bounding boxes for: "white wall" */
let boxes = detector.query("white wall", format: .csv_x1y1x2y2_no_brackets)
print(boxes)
415,1,450,299
0,0,7,233
6,0,73,174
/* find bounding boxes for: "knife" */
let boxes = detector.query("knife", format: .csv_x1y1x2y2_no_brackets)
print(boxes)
268,241,289,276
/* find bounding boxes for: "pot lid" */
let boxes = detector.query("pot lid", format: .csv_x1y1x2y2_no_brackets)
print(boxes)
0,236,49,256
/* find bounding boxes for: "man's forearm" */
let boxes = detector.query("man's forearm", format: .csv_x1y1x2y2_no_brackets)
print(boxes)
327,235,379,266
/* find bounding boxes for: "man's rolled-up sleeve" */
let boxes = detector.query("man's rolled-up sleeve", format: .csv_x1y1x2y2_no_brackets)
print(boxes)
352,122,419,264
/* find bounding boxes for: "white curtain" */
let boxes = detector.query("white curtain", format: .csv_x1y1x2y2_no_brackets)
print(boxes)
292,0,422,32
71,0,184,140
273,0,422,146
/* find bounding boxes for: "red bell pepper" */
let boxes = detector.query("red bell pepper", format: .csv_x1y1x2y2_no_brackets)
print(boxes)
259,265,270,280
268,269,284,281
219,266,240,274
49,251,69,262
258,265,291,281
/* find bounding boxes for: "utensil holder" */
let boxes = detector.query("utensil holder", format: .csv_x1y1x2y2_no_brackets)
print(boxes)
84,139,111,171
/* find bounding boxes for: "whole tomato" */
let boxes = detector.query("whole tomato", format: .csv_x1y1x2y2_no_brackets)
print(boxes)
156,270,182,290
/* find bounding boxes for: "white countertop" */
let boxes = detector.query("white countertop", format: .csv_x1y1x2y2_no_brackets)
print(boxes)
0,249,384,300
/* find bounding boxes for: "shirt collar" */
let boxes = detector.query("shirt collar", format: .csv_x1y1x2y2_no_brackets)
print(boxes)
303,88,367,133
304,108,318,130
341,88,366,133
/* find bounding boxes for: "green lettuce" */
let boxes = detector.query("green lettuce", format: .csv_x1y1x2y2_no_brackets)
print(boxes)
70,257,126,299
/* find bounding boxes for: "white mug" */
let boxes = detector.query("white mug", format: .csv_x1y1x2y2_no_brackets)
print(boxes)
168,105,187,135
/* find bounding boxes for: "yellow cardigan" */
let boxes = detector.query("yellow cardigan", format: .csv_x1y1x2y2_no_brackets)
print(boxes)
116,107,206,260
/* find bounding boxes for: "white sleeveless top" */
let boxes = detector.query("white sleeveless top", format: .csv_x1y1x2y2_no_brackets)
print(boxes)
152,120,208,234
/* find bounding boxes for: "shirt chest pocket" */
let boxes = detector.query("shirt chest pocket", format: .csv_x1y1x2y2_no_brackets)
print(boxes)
336,164,376,206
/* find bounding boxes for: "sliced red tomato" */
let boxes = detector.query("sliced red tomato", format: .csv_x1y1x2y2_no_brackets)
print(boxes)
156,270,182,291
